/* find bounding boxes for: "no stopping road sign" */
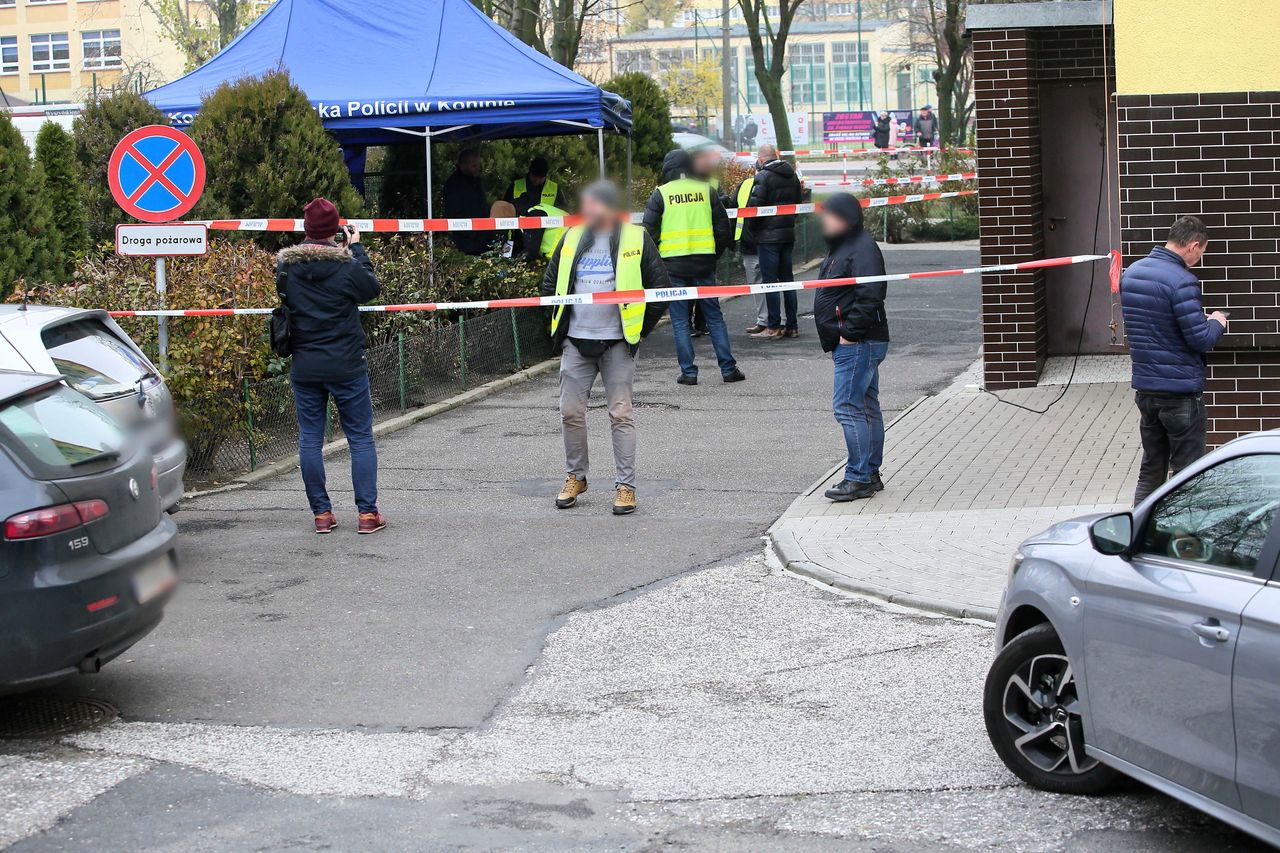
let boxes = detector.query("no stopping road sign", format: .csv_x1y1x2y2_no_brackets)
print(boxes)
108,125,206,222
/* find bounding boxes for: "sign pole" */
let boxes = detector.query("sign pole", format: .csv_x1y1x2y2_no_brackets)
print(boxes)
156,256,169,370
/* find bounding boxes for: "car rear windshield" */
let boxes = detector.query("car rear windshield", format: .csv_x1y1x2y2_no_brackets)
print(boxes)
41,319,152,401
0,384,127,476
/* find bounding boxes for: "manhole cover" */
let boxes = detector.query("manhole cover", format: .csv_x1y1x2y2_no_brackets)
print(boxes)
0,696,118,739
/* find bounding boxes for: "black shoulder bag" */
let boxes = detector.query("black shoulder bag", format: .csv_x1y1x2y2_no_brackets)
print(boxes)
270,259,292,357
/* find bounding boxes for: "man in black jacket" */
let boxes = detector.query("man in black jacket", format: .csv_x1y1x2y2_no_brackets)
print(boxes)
745,144,803,337
643,148,742,385
540,181,670,515
443,148,491,256
812,194,890,502
279,198,386,534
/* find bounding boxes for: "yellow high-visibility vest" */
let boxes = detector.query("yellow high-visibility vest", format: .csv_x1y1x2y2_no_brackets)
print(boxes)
657,177,716,258
529,203,567,259
550,224,647,345
514,177,559,208
734,176,755,242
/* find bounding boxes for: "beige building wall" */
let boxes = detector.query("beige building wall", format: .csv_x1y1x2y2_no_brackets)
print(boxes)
0,0,189,104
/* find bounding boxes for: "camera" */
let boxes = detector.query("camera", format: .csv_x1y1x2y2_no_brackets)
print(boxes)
334,224,354,244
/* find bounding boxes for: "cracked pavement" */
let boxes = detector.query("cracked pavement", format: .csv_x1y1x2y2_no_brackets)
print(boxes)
2,247,1262,849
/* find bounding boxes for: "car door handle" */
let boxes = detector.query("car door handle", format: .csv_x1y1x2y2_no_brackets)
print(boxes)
1191,621,1231,643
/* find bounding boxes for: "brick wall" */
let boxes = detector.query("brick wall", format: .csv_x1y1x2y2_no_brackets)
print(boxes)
974,25,1114,389
1116,90,1280,443
974,28,1045,389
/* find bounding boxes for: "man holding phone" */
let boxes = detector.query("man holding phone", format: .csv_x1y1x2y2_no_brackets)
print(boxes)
1120,215,1228,503
278,198,386,534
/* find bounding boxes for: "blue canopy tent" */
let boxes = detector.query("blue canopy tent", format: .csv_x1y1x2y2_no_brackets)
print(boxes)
146,0,632,220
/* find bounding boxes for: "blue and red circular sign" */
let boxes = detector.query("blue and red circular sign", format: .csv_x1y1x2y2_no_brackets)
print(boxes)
108,125,206,223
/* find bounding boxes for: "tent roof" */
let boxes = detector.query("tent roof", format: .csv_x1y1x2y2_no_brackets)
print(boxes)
146,0,630,146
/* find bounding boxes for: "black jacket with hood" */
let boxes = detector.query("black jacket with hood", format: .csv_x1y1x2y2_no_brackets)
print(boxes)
277,242,382,382
539,222,672,355
642,149,732,279
812,195,889,353
744,158,802,246
872,116,892,148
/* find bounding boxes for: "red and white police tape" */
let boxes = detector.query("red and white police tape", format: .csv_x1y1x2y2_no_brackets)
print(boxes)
193,191,978,234
808,172,976,189
107,251,1118,318
733,146,973,157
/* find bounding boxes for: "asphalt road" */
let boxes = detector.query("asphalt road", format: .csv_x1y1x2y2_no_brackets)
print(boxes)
47,245,984,732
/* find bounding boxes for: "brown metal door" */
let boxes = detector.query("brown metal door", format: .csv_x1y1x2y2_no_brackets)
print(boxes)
1040,80,1123,354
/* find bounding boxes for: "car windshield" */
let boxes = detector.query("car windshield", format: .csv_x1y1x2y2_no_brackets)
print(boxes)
0,383,126,473
41,319,152,401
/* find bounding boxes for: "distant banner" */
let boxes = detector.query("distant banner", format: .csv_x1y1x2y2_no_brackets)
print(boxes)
822,109,912,144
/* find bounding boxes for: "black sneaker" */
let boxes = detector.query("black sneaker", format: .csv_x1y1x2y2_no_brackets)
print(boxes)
824,479,876,502
871,472,884,492
722,368,746,383
677,374,698,386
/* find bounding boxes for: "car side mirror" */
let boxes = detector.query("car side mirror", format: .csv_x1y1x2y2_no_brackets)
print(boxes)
1090,512,1134,557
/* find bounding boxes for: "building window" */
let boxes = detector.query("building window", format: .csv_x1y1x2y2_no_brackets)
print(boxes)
0,37,17,75
0,0,15,9
832,40,871,106
26,0,65,5
789,42,826,105
82,29,122,69
743,57,764,107
30,33,70,72
655,47,695,71
615,49,652,75
828,2,853,14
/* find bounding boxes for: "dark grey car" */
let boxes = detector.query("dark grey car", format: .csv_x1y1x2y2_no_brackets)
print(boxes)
985,431,1280,847
0,371,179,694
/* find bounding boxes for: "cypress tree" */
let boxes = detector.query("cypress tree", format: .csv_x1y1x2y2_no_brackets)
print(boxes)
36,122,89,280
0,113,55,296
73,91,168,243
604,73,674,174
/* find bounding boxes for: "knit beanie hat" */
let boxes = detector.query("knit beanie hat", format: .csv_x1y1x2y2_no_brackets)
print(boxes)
303,197,340,240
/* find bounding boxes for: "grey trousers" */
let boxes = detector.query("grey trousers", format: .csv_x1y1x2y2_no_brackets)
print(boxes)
742,253,767,325
560,340,637,487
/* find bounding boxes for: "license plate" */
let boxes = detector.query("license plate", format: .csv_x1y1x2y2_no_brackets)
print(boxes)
133,555,177,604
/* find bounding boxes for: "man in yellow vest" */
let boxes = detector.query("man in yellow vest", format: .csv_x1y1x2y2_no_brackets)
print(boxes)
540,180,670,515
642,148,743,386
505,156,566,215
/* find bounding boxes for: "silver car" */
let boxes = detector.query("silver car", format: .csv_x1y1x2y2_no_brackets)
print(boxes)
0,305,185,512
985,431,1280,846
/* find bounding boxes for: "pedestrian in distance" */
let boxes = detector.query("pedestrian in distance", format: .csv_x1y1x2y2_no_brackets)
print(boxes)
873,111,892,150
504,155,565,215
813,194,890,503
443,147,491,256
746,143,803,338
1120,215,1228,504
730,165,769,334
278,198,386,534
541,180,671,515
643,148,744,386
914,105,937,149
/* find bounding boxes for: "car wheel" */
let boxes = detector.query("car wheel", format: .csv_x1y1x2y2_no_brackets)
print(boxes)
983,623,1119,795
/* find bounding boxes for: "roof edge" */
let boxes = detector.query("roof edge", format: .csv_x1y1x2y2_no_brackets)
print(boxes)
965,1,1111,32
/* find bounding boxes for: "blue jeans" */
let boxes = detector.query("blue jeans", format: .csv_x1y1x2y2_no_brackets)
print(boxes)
667,274,737,379
832,341,889,483
759,243,797,330
292,373,378,515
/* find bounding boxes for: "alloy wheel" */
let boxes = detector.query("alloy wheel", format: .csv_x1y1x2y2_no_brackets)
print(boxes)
1000,653,1098,775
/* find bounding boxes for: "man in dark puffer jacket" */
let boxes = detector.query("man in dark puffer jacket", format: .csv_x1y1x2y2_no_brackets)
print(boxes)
1120,215,1228,503
279,198,386,535
745,144,803,336
812,194,889,502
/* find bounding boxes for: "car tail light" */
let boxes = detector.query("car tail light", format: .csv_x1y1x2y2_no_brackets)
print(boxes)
3,500,110,540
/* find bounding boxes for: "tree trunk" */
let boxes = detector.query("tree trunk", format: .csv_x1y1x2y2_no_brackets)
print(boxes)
758,70,792,152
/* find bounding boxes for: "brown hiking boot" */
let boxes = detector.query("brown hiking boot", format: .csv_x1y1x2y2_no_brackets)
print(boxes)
557,475,587,509
756,328,783,339
314,511,338,534
613,484,637,515
357,511,387,534
745,324,767,334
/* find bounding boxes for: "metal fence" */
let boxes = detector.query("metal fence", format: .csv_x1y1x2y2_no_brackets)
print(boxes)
181,218,829,485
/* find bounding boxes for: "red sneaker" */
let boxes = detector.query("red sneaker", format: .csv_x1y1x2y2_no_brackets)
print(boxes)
357,512,387,534
314,511,338,534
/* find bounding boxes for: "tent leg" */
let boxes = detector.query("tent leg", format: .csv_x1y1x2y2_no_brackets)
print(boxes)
425,129,434,286
597,127,605,179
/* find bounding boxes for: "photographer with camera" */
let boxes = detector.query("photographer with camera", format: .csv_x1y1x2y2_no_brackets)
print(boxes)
277,197,386,535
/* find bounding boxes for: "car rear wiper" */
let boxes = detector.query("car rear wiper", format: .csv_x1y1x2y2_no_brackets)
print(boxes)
70,449,121,467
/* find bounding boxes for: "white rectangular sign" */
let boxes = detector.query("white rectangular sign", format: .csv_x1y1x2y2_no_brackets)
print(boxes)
115,223,208,257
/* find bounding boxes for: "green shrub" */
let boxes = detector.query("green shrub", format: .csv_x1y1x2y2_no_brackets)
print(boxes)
72,91,168,243
603,72,673,174
0,112,55,296
189,71,364,246
35,122,89,279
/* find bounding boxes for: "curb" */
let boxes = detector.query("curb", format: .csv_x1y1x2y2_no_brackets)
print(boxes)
765,391,998,624
182,357,559,502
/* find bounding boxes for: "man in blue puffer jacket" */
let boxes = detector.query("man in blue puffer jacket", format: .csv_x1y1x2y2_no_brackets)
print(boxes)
1120,215,1228,503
